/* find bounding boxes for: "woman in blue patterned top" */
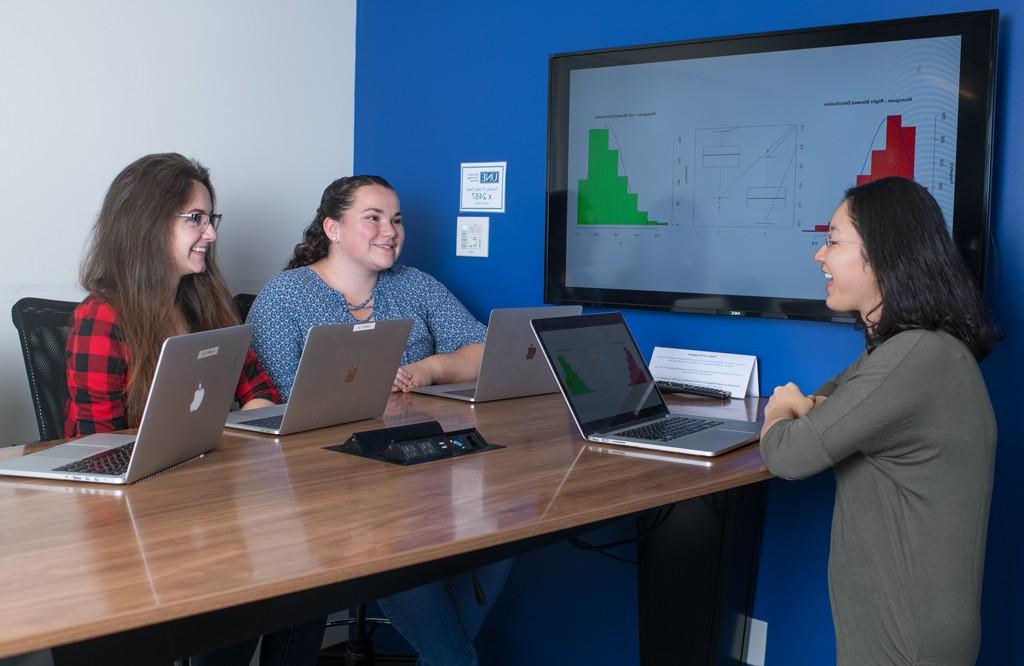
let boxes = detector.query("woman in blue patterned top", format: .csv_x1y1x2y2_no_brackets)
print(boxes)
248,175,486,400
249,175,510,666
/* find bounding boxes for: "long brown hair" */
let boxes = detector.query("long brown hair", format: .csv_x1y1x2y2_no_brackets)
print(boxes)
286,175,394,269
80,153,239,424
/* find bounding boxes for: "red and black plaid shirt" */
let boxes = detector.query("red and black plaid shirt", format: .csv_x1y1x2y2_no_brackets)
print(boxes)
64,296,281,438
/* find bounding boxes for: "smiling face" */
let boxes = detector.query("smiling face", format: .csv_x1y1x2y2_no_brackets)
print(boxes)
169,180,217,279
325,184,403,274
813,200,882,324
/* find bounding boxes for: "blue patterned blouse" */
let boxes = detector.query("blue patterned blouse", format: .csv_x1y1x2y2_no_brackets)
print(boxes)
247,265,486,399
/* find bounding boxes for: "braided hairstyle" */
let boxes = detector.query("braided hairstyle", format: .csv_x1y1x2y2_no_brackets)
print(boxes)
286,175,394,269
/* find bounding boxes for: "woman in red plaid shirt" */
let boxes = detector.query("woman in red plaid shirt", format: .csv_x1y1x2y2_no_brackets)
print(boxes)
65,153,281,438
64,155,326,664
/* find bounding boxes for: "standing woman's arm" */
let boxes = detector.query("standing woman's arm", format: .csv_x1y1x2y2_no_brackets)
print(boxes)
759,332,926,479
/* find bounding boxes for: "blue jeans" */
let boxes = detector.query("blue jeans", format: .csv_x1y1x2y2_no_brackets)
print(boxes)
377,559,513,666
189,618,326,666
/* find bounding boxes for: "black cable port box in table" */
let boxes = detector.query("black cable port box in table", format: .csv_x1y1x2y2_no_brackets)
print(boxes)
654,381,732,400
327,420,504,465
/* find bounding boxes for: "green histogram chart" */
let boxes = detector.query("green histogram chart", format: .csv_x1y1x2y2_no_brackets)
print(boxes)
578,129,666,226
558,355,593,395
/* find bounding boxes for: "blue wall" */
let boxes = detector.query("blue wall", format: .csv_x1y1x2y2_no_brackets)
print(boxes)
354,1,1023,663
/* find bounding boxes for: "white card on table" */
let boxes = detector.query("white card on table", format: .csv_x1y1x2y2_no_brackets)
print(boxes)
649,346,759,398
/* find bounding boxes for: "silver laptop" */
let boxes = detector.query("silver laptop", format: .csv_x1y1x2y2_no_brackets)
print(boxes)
530,313,759,457
225,319,412,435
413,306,582,402
0,325,254,484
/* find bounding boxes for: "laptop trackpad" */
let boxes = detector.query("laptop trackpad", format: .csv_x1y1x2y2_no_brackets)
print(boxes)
30,440,130,462
227,404,287,423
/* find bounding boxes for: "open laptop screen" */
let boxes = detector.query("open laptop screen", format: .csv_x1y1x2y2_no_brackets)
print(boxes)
532,313,667,433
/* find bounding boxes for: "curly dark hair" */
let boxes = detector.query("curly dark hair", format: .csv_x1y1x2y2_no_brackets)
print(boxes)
845,177,996,360
286,175,394,269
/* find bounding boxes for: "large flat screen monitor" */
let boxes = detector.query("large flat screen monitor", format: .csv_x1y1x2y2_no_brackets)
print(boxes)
545,11,998,322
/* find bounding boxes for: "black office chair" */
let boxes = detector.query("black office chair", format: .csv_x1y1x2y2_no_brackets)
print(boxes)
233,292,257,323
11,297,79,441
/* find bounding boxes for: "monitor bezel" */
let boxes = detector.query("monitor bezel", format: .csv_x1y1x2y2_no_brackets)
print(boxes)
544,10,998,323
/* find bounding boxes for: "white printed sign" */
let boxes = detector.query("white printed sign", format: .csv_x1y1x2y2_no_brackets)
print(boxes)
459,161,506,212
649,346,759,398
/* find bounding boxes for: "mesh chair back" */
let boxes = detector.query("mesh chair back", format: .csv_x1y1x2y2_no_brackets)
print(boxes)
11,298,78,441
234,293,257,323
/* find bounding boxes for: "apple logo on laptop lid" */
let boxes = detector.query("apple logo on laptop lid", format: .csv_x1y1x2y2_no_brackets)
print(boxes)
189,383,205,412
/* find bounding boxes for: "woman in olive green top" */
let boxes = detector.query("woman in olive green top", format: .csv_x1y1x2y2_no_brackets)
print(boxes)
760,177,997,665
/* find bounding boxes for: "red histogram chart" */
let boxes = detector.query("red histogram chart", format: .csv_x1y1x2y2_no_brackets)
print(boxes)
857,115,916,185
624,348,647,386
804,115,919,236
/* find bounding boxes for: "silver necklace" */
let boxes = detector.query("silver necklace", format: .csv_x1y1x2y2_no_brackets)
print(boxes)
343,293,373,311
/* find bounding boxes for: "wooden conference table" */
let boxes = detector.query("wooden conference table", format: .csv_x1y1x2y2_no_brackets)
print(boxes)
0,392,770,664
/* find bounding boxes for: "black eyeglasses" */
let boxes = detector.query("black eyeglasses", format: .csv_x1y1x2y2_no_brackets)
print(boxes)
176,212,222,232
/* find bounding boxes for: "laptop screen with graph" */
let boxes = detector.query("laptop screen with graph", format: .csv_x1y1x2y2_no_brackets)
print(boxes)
532,313,666,433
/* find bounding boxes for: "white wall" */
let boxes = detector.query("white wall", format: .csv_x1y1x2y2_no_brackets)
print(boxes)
0,0,356,442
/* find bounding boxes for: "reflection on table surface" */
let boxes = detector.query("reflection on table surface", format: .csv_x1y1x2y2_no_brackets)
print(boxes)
0,392,769,659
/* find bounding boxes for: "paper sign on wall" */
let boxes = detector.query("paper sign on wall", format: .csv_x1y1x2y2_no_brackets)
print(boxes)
460,161,506,212
649,346,759,398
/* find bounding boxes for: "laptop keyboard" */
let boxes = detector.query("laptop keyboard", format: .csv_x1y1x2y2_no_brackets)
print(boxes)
239,415,284,430
617,417,724,442
55,442,135,476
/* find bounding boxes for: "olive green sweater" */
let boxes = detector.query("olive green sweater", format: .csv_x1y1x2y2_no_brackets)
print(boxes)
761,329,996,665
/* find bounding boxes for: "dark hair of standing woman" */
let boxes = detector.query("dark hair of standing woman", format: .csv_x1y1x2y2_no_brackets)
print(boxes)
286,175,395,269
79,153,238,424
845,176,996,360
